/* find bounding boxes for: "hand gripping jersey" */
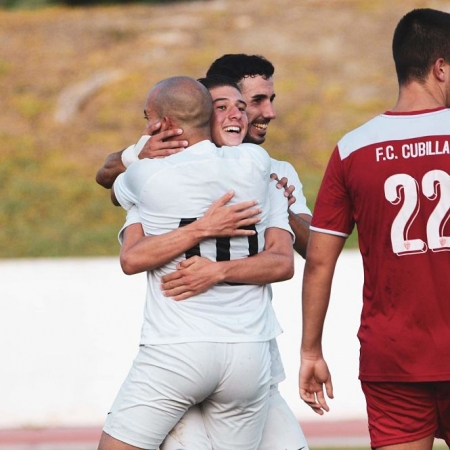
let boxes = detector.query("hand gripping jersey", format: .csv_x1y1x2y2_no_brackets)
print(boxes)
270,158,311,217
312,108,450,382
114,140,291,345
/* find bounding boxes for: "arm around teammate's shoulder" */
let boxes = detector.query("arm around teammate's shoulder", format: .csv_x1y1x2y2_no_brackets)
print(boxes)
96,150,127,190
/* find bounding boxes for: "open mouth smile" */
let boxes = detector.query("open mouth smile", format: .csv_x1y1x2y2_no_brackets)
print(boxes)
224,126,242,133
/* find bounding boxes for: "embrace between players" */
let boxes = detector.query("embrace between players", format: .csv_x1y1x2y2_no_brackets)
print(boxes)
96,9,450,450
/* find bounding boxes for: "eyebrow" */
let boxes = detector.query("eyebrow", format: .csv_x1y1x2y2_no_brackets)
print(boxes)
250,93,276,101
213,97,247,107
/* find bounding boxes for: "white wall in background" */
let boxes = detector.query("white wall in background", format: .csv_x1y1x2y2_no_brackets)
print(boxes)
0,251,365,428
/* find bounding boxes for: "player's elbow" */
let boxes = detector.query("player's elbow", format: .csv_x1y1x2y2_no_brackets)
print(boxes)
120,253,140,275
283,258,295,281
95,168,113,189
274,255,295,281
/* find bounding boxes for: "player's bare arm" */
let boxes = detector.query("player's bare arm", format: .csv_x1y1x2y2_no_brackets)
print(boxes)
95,150,127,190
119,191,262,275
95,124,188,190
299,231,344,414
161,226,294,301
289,211,311,258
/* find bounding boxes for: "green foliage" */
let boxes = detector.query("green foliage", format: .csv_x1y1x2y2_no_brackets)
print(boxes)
0,136,124,257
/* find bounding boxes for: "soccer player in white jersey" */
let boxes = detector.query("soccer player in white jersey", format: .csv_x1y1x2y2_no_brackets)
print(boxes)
97,69,311,449
95,54,312,259
120,75,309,450
98,76,295,450
299,8,450,449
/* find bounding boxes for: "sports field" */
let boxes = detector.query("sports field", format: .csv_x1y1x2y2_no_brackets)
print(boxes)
0,423,447,449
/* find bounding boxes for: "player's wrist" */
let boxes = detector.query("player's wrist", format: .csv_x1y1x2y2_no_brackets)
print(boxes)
121,135,151,167
121,145,139,168
212,262,227,283
194,216,216,239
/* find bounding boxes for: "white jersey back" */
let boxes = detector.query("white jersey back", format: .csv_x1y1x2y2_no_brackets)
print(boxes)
114,140,284,344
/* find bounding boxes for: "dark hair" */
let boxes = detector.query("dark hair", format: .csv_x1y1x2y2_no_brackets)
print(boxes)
393,8,450,85
206,54,274,83
197,74,241,92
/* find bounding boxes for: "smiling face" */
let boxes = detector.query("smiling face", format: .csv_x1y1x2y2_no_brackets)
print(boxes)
238,75,276,144
209,85,248,147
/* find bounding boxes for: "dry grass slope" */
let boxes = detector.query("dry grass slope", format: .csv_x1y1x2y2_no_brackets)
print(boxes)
1,0,448,257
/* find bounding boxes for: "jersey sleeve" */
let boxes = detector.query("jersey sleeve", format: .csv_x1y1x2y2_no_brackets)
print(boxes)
113,160,149,211
311,146,354,237
270,159,312,216
267,179,294,241
117,205,142,246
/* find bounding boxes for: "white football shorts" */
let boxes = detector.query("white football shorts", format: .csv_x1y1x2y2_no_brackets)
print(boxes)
161,384,309,450
103,341,271,450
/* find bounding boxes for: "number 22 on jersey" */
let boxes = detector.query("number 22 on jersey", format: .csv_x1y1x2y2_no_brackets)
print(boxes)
384,169,450,256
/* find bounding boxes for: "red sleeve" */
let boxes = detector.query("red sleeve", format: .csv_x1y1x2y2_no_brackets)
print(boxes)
311,146,355,237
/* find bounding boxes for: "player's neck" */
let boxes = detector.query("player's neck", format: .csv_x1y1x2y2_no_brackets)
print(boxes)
185,131,212,147
390,79,447,113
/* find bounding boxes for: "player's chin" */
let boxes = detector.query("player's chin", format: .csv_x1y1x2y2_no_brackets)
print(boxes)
222,132,246,146
247,127,267,145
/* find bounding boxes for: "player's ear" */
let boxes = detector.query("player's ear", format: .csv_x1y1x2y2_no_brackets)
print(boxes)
160,116,174,131
433,58,447,82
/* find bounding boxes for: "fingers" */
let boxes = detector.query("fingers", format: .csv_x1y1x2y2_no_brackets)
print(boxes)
171,291,196,301
288,195,297,207
161,275,184,293
300,388,328,415
228,224,259,237
284,184,295,197
229,200,259,213
325,378,334,400
213,191,259,212
147,121,162,135
270,172,279,181
161,274,199,301
276,176,289,189
161,270,182,284
162,285,193,299
177,257,196,269
141,128,188,159
315,389,330,412
151,128,186,143
214,190,235,207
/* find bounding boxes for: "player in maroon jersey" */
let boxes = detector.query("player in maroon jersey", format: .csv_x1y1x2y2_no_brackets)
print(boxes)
299,8,450,450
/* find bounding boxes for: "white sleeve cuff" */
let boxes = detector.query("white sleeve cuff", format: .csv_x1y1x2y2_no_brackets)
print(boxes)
121,135,151,168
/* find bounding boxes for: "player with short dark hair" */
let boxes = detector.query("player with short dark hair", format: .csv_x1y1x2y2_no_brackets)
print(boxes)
300,8,450,450
119,76,310,450
98,76,295,450
95,54,312,258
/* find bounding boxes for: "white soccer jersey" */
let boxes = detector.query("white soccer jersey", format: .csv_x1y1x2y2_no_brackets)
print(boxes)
270,158,311,216
114,140,290,345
